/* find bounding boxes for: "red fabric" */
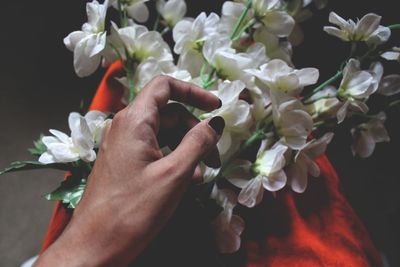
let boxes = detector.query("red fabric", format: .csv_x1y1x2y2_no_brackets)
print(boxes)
40,62,383,266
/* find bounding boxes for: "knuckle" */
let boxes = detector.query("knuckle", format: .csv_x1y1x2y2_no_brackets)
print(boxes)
112,110,127,127
151,74,170,85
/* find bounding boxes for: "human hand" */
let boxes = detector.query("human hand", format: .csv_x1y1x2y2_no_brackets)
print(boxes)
34,76,224,267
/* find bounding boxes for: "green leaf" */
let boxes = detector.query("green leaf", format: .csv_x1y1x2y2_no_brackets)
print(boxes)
0,161,72,175
28,135,47,156
45,177,87,209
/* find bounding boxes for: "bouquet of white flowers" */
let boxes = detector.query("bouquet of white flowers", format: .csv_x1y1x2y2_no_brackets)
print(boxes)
2,0,399,254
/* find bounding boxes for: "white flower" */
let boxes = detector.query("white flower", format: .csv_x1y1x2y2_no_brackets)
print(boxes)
220,0,295,38
203,37,267,87
213,214,245,253
156,0,187,27
336,59,382,123
246,59,319,98
84,110,112,147
381,47,400,62
211,185,237,228
253,27,293,65
219,1,254,35
173,12,220,76
39,112,107,164
323,12,391,46
226,142,288,207
286,132,334,193
105,22,173,65
64,0,108,77
273,99,313,149
377,74,400,96
173,12,220,55
351,112,390,158
305,86,341,120
110,0,150,23
116,59,191,102
210,185,244,253
205,81,253,156
251,0,295,37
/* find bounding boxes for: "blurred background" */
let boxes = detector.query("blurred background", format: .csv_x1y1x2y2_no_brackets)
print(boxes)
0,0,399,266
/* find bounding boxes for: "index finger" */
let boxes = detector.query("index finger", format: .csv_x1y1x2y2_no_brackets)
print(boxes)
133,75,221,112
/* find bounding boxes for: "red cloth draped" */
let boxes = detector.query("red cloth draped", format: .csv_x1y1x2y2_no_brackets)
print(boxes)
39,62,383,267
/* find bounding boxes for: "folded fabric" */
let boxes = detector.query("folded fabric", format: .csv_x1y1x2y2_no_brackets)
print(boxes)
39,62,383,267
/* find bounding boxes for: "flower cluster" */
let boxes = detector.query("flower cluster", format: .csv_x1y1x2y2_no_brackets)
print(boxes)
3,0,400,254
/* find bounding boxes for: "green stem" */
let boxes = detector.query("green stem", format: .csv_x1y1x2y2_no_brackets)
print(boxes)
349,42,357,58
153,14,161,31
313,121,325,128
389,24,400,30
230,0,252,40
200,62,209,87
160,27,170,36
232,19,255,41
126,64,136,102
388,99,400,109
303,94,337,105
302,71,343,102
256,111,272,131
117,0,128,27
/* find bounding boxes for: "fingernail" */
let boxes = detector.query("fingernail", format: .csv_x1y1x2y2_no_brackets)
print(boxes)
208,116,225,135
217,98,222,108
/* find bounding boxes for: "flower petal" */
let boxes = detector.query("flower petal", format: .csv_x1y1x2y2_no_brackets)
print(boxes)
127,2,149,23
262,169,287,192
238,177,264,208
261,11,295,37
378,75,400,96
355,13,381,40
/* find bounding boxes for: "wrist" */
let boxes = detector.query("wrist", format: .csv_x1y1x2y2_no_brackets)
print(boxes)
34,209,126,267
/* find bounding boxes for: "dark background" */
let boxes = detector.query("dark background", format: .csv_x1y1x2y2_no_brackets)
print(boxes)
0,0,399,266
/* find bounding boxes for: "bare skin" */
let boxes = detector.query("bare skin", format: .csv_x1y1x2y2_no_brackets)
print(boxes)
33,75,225,267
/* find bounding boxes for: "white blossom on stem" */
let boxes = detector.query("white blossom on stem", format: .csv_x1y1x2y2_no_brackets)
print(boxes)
210,185,244,253
227,142,288,208
246,59,319,98
64,0,109,77
39,111,110,164
110,0,150,23
323,12,391,46
305,86,341,120
116,59,191,103
286,132,334,193
173,12,220,75
351,112,390,158
252,0,295,37
156,0,187,28
273,99,313,150
104,21,173,65
253,27,293,65
336,59,382,123
203,37,267,87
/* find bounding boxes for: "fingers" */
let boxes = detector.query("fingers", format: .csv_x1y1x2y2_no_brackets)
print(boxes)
153,116,225,180
158,103,221,168
133,75,221,112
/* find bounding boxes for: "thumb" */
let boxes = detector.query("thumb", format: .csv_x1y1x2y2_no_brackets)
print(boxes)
157,116,225,179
